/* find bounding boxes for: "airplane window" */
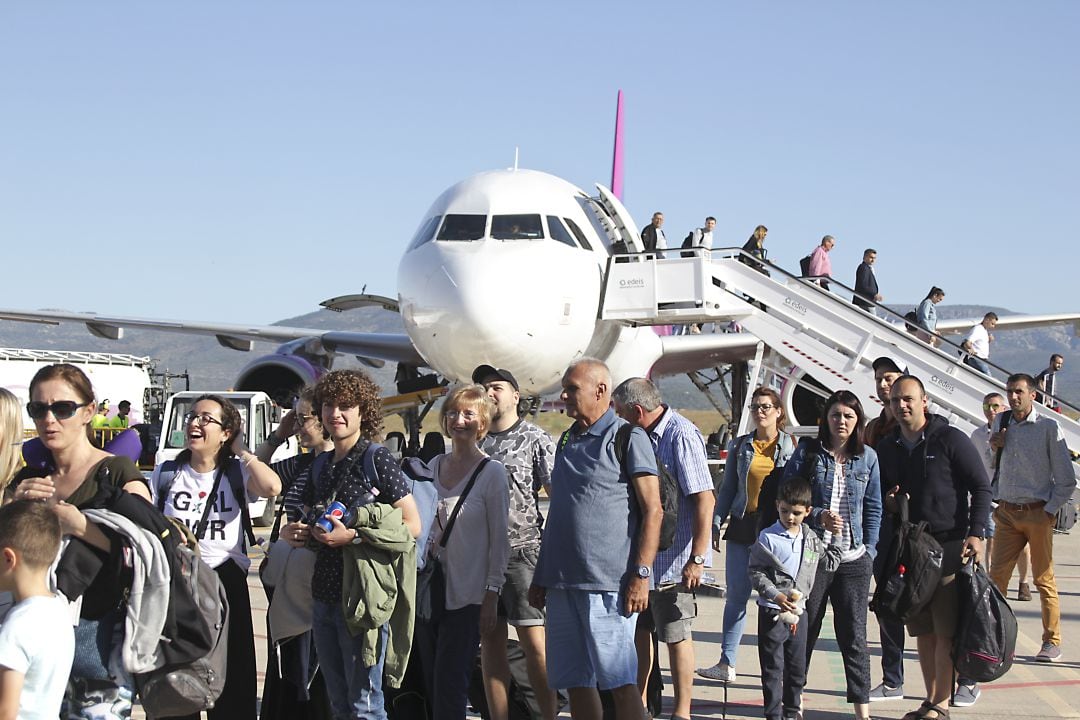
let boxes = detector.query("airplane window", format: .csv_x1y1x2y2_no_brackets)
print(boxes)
546,216,578,248
437,214,487,242
563,218,594,251
491,214,543,240
407,215,442,250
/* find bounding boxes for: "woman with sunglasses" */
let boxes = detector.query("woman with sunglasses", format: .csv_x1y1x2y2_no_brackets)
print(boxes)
12,364,152,719
254,387,334,720
150,394,281,720
698,387,795,683
417,385,509,720
783,389,881,720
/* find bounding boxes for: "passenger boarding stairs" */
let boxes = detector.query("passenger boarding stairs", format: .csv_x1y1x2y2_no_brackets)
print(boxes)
601,248,1080,453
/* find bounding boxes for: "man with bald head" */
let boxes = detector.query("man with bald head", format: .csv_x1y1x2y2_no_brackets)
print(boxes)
530,359,663,720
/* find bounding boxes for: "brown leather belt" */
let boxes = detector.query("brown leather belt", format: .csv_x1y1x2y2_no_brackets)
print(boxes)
997,500,1046,511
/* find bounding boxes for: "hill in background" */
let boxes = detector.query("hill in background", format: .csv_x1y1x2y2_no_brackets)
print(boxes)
2,303,1075,412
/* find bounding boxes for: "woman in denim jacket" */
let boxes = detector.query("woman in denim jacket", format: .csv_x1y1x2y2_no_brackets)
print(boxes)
698,387,795,683
783,390,882,720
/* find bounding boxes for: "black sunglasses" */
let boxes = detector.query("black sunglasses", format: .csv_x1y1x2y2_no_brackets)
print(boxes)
26,400,90,420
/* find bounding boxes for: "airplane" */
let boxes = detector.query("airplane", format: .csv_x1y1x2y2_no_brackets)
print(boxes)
2,91,1078,434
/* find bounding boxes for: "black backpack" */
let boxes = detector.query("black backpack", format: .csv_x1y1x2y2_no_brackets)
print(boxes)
952,560,1017,682
799,254,812,276
869,494,944,623
614,424,679,551
681,231,695,249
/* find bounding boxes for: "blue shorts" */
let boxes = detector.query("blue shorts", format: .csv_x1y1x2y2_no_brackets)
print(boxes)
545,588,637,691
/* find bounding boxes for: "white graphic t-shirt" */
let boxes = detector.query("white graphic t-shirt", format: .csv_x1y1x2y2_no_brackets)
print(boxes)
152,461,254,571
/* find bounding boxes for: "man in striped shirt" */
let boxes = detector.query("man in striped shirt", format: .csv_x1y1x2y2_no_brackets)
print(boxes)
613,378,714,720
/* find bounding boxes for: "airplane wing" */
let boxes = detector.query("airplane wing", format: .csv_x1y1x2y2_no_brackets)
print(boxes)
0,308,425,365
936,313,1080,335
651,332,761,376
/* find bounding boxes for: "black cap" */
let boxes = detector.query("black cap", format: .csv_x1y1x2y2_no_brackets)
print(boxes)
872,356,903,374
471,365,519,391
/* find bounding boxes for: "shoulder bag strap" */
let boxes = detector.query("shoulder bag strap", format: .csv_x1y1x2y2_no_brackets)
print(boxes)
155,460,179,512
992,410,1013,492
194,464,228,541
225,458,258,549
438,458,490,548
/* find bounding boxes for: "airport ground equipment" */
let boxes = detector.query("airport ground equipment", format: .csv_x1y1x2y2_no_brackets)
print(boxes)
601,248,1080,454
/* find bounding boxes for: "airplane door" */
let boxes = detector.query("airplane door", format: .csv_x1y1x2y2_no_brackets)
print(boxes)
595,184,643,253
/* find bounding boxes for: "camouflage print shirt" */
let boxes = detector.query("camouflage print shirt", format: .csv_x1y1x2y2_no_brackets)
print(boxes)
479,418,555,550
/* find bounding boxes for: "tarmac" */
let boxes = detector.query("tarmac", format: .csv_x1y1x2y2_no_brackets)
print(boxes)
229,524,1080,720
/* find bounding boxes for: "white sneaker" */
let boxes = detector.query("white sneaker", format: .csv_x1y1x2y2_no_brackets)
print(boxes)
696,662,736,682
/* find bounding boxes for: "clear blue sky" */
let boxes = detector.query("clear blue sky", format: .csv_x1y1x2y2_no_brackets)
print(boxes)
2,2,1076,325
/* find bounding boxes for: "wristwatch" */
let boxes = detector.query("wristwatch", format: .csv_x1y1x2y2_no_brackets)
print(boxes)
635,565,651,579
690,554,706,565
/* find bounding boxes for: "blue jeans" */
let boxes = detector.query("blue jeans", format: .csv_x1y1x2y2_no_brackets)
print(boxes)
964,355,991,374
311,600,388,720
721,540,752,667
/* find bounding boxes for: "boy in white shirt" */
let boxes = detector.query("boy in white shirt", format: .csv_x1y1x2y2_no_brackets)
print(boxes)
0,501,75,720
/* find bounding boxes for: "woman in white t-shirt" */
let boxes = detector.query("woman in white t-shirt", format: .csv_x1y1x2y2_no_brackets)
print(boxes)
150,394,281,720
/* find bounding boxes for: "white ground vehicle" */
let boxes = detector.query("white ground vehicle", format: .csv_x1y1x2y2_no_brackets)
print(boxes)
155,390,297,525
0,348,154,428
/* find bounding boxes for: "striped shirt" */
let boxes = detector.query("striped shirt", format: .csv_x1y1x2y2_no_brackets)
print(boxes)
648,407,714,583
823,455,865,563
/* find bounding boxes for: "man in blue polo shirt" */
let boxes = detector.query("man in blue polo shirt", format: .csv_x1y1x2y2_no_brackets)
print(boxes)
530,358,662,720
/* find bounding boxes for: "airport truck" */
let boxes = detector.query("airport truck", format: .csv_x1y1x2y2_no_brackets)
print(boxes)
155,390,297,526
0,347,155,427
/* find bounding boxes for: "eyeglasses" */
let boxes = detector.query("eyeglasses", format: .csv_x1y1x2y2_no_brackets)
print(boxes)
983,403,1005,410
294,413,315,426
447,410,479,420
749,403,775,412
183,412,224,428
26,400,89,420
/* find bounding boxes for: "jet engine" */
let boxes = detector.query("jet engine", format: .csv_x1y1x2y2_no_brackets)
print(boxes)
232,338,332,407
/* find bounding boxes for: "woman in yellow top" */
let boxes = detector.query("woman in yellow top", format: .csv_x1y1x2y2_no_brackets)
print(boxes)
698,387,795,683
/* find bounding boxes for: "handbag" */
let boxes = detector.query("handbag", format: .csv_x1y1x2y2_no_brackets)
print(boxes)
723,512,760,545
415,458,490,623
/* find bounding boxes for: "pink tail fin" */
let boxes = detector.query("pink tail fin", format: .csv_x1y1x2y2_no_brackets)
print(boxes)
610,90,625,201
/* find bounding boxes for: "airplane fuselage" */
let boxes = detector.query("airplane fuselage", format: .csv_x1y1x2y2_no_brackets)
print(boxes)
397,169,662,394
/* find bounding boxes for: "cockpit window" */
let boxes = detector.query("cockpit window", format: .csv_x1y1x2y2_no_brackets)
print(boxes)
437,214,487,242
407,215,442,250
546,216,578,248
491,214,543,240
563,218,593,251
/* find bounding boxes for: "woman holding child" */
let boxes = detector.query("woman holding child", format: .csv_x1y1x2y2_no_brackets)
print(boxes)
699,386,795,682
783,389,882,720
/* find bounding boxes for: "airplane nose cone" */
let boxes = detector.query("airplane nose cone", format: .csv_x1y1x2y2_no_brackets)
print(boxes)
397,240,600,393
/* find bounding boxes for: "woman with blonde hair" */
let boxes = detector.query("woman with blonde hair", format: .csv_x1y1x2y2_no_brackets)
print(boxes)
699,386,795,682
0,387,23,490
417,384,509,720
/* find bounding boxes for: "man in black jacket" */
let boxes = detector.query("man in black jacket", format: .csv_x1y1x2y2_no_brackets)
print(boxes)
852,248,881,311
640,212,666,256
877,376,991,720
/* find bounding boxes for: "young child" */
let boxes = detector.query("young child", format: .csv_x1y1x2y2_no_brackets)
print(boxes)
0,501,75,720
749,478,838,720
